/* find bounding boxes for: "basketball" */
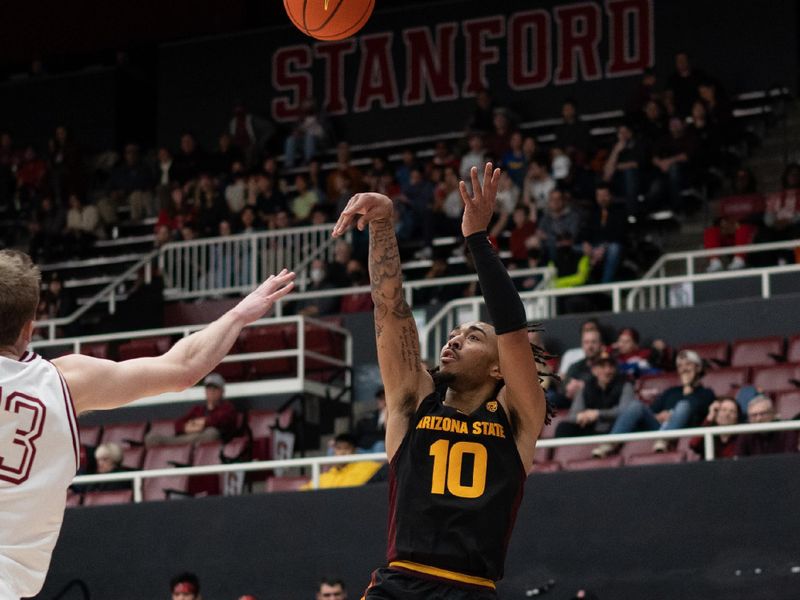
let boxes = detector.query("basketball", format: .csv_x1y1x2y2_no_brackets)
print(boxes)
284,0,375,41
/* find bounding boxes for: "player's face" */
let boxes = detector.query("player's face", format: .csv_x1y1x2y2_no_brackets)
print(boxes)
440,321,499,380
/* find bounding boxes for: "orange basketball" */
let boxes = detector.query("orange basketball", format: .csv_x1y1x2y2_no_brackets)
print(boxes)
284,0,375,41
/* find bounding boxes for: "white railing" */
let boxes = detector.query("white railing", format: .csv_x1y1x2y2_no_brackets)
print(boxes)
31,315,352,405
69,420,800,502
272,266,554,317
34,251,158,341
159,224,337,299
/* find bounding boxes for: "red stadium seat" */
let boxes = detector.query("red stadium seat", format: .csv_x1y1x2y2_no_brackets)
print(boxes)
730,336,785,367
701,367,749,398
676,436,701,462
117,336,172,361
101,422,148,447
787,336,800,363
189,441,224,496
751,365,800,394
564,456,623,471
147,419,176,439
142,444,192,502
83,490,133,506
682,342,729,367
80,342,111,360
529,461,561,474
265,476,310,492
122,446,145,470
637,373,680,404
620,439,655,459
533,445,551,463
626,451,685,466
79,425,102,448
540,410,569,439
553,443,595,465
65,490,82,507
775,390,800,419
248,410,278,461
240,326,295,378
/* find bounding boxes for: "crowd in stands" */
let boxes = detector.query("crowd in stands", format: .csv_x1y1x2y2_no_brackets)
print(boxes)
3,50,798,328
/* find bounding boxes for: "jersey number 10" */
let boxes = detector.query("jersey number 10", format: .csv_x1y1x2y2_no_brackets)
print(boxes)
0,386,46,485
429,439,488,499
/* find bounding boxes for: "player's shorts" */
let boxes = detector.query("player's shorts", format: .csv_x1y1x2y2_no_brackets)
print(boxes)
361,565,498,600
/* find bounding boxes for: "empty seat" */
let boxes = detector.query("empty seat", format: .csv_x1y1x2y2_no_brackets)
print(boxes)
701,367,749,398
122,446,145,470
80,342,111,360
788,335,800,363
626,451,685,466
147,419,176,439
83,490,133,506
142,444,192,502
775,390,800,419
751,365,800,394
553,443,595,465
240,326,295,378
540,410,569,439
564,456,623,471
303,325,345,379
117,336,172,361
248,410,278,461
79,425,102,448
265,476,310,492
65,490,82,508
101,422,148,447
682,342,729,367
637,373,680,404
189,441,224,497
730,336,785,367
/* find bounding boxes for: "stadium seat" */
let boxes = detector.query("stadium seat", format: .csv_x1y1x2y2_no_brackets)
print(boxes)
637,373,680,404
189,441,224,496
730,336,785,367
101,422,148,447
240,325,295,378
79,425,102,448
147,419,176,439
751,364,800,394
682,342,729,367
775,390,800,419
248,410,278,461
117,336,172,361
701,367,749,398
122,446,145,470
787,335,800,363
529,461,561,474
626,451,686,466
83,490,133,506
620,439,655,459
79,342,111,360
264,476,310,492
553,443,595,465
533,445,551,463
564,456,623,471
540,410,569,439
65,490,82,507
142,444,192,502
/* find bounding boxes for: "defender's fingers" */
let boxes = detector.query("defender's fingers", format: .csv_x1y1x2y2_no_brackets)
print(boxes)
470,166,482,201
268,281,295,301
458,180,472,205
491,167,501,187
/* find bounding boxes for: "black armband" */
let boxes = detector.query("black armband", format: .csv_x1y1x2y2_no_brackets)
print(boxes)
466,230,526,335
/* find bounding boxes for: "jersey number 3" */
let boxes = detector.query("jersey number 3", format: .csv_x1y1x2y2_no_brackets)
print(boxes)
429,439,487,499
0,386,46,485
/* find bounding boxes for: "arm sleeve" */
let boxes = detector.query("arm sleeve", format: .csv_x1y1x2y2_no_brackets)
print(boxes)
598,382,635,420
568,389,586,422
553,256,591,288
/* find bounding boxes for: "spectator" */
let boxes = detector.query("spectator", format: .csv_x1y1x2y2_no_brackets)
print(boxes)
224,164,248,216
355,387,387,452
561,327,605,404
752,165,800,265
494,170,521,216
294,259,339,317
302,434,382,490
307,159,328,204
555,352,635,437
737,395,799,457
41,273,75,320
459,134,486,190
395,148,417,191
559,318,602,379
522,135,538,164
416,249,465,306
327,239,353,288
593,349,715,457
704,215,755,272
430,141,458,171
639,99,667,146
550,232,591,290
290,174,320,223
522,155,556,214
687,100,723,176
580,183,626,283
157,186,195,236
486,108,513,158
108,143,155,222
650,117,696,214
326,142,363,200
554,99,591,156
403,166,435,254
316,577,348,600
48,125,84,201
433,166,463,236
666,51,708,117
507,204,537,264
603,124,648,218
689,397,741,459
698,80,733,133
611,327,668,378
501,130,527,188
207,132,243,177
340,259,373,313
27,196,64,262
229,101,274,162
144,373,238,447
85,442,133,492
172,133,205,184
63,194,103,257
467,88,495,133
626,67,659,115
156,147,174,186
283,99,328,168
170,572,201,600
16,146,49,202
249,174,287,224
537,189,581,263
194,174,227,237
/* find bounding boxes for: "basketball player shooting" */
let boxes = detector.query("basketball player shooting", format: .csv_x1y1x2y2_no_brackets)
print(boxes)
0,256,295,600
332,162,550,599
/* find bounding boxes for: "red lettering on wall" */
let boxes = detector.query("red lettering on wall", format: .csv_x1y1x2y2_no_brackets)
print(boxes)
605,0,654,77
508,10,551,90
315,40,357,115
554,2,602,85
271,45,313,122
353,33,400,113
402,23,458,106
462,16,505,96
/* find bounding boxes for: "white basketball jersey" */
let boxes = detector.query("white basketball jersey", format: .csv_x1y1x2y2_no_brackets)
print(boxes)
0,351,80,599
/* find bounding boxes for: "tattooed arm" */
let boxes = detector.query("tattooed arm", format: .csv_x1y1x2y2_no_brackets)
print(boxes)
333,193,434,459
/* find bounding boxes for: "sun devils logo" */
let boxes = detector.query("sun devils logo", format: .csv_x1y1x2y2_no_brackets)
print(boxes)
486,401,498,413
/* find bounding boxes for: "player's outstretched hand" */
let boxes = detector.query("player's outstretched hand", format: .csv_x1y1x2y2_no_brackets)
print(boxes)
332,192,394,238
459,162,501,238
233,269,296,323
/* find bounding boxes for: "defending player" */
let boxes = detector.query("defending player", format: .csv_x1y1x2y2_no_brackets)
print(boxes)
332,163,550,599
0,253,295,600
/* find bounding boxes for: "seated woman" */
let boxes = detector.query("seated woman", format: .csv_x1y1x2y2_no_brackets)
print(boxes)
688,397,741,459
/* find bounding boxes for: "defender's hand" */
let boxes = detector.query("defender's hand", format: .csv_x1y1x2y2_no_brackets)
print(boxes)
332,192,394,238
459,162,501,237
233,269,296,324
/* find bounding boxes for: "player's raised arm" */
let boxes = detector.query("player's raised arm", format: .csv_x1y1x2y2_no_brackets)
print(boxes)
459,163,547,469
53,270,296,413
333,193,433,458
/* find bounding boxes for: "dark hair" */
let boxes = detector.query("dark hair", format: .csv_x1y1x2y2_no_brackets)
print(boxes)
334,433,357,447
716,397,743,423
319,577,346,591
595,181,612,193
618,327,640,345
170,572,200,593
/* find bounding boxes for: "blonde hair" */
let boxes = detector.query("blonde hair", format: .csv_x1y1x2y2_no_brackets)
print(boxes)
0,250,41,346
94,442,123,465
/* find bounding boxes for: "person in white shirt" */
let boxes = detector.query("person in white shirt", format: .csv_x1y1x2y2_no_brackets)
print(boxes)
522,156,556,214
0,249,295,599
558,318,603,380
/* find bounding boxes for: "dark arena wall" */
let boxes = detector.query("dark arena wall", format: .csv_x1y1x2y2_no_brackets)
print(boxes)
40,454,800,599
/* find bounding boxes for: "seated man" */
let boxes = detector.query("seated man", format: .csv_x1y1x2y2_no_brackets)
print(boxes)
170,572,201,600
593,349,715,456
355,387,387,453
145,373,237,447
302,434,382,490
737,395,799,457
559,326,605,407
316,577,347,600
555,353,635,437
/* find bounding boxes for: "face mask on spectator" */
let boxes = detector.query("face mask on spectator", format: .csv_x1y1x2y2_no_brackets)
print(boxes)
310,268,325,284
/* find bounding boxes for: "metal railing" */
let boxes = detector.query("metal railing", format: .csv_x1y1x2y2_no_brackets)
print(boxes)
159,224,337,299
69,420,800,502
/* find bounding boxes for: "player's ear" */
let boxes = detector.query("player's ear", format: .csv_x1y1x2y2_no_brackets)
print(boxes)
489,361,503,381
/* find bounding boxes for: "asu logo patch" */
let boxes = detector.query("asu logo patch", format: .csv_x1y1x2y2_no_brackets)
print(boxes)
486,401,498,413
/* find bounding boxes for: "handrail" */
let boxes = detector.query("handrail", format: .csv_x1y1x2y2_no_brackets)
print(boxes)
70,421,800,501
33,250,159,341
